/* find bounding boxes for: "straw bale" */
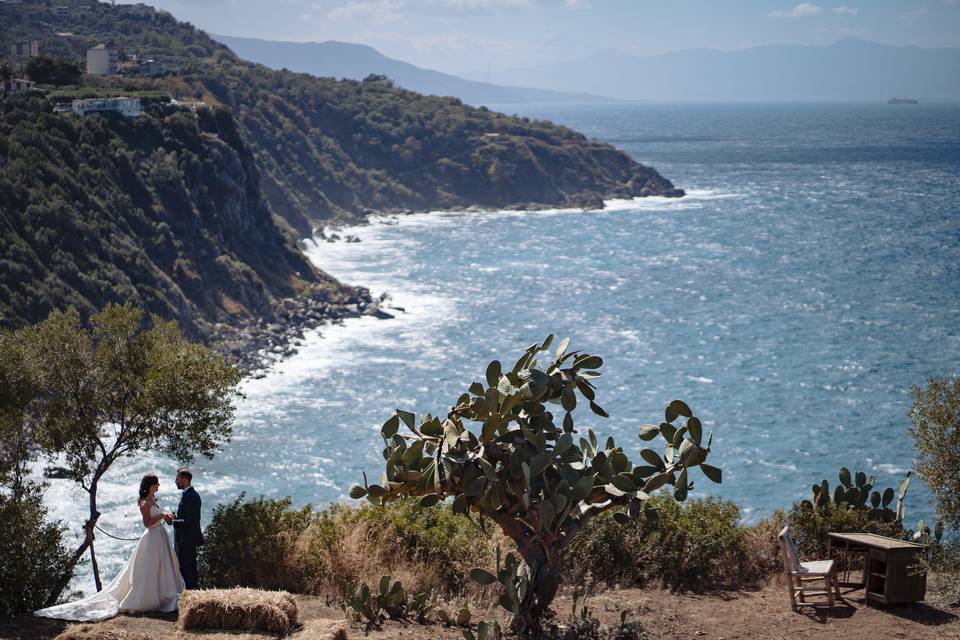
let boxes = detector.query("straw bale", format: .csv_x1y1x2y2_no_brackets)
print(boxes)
177,588,299,635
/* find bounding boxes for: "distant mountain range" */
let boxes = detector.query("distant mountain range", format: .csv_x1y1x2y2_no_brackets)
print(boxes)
469,39,960,102
212,34,620,106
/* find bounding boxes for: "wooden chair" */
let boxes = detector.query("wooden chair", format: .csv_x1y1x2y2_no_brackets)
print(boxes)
779,525,842,611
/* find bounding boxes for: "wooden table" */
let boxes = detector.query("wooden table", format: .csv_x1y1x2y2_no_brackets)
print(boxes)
827,532,927,604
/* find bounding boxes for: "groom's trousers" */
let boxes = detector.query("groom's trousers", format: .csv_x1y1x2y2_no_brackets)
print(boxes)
176,540,199,589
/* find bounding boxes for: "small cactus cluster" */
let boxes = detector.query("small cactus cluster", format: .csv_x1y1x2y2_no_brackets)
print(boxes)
801,467,911,523
913,518,945,544
469,548,533,624
350,335,720,632
340,575,434,625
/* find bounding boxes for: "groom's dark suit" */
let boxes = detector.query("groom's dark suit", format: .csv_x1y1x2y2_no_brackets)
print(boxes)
173,485,203,589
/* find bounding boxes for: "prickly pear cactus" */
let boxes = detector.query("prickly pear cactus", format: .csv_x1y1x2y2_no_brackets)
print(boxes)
350,335,721,633
802,467,911,523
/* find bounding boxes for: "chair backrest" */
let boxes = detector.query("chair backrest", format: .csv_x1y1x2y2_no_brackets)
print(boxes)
778,525,800,573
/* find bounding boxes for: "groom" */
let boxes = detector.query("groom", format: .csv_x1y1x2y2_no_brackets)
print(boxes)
167,468,204,589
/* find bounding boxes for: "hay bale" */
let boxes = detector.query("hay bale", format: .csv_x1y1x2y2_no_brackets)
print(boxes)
54,625,151,640
178,588,298,635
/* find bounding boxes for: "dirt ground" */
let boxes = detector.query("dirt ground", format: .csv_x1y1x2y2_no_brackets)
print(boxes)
3,580,958,640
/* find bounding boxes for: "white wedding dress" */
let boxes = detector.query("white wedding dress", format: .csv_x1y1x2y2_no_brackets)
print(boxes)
35,502,185,621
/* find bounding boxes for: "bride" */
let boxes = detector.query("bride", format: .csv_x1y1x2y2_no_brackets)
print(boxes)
35,473,185,621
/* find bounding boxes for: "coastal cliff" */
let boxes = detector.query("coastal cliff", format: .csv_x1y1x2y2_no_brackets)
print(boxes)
0,97,368,366
1,0,683,236
0,0,683,362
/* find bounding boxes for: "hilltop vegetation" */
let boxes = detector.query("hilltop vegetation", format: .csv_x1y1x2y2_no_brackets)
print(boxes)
1,0,681,235
0,96,358,351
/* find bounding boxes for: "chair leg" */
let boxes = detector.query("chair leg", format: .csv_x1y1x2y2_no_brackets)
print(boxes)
827,574,834,608
786,574,798,612
832,572,842,600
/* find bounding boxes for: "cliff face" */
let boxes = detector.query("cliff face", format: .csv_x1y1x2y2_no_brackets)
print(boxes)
0,0,683,237
0,98,360,358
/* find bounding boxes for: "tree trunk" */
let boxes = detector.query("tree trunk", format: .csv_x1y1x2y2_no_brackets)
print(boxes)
45,505,102,605
88,477,103,591
514,537,562,633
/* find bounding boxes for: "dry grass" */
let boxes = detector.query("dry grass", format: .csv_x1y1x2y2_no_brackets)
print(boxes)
178,588,299,635
54,626,152,640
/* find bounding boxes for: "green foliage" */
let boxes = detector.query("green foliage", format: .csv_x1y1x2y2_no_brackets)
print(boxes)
0,99,333,341
25,55,81,86
0,329,40,499
566,495,776,592
786,467,910,560
351,336,719,632
4,303,241,594
0,0,679,236
910,377,960,530
0,487,72,619
200,493,336,593
909,377,960,604
0,328,72,618
340,575,435,626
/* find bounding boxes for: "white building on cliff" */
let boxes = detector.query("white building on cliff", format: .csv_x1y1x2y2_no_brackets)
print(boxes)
86,44,118,75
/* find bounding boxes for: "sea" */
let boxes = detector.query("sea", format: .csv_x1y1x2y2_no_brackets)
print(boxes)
45,102,960,596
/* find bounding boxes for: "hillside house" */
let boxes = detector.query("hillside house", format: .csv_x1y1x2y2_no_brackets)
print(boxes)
9,40,39,59
71,97,142,117
4,78,36,94
135,59,166,77
86,44,118,75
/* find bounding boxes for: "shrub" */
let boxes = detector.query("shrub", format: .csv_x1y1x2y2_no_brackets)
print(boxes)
910,377,960,530
566,494,777,592
910,376,960,603
0,488,73,618
200,493,335,593
199,494,498,599
25,56,82,86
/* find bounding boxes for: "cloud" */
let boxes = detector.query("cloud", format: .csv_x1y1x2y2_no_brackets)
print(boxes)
768,3,822,18
326,0,407,25
435,0,535,10
833,6,860,15
564,0,592,8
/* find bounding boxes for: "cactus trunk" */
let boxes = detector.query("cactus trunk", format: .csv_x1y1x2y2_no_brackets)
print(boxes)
492,514,562,633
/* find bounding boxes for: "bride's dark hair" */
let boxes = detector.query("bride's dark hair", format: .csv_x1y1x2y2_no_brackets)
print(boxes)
138,473,159,505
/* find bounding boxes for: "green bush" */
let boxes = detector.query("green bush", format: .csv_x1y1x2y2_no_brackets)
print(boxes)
199,493,336,593
0,488,72,618
566,495,775,592
199,494,497,598
910,376,960,603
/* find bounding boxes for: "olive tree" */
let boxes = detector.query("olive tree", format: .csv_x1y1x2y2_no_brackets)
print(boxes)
0,330,74,617
910,376,960,530
23,303,242,596
350,336,720,632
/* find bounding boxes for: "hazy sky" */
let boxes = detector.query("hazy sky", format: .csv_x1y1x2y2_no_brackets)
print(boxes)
123,0,960,75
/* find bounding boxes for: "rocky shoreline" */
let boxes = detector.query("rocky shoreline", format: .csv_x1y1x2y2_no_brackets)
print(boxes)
217,183,688,378
207,284,400,377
